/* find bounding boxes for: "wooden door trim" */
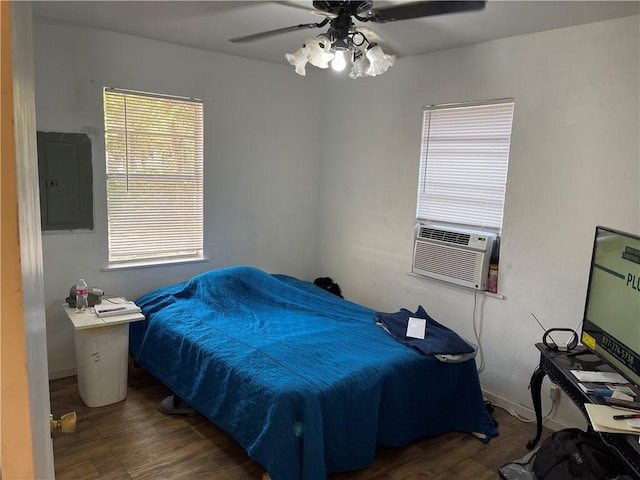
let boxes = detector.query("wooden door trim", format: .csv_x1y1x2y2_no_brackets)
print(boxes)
1,1,37,478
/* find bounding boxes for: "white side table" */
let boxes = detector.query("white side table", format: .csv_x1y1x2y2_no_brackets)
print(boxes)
63,303,144,407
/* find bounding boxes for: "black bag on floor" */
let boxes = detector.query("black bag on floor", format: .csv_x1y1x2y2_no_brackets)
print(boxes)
532,428,631,480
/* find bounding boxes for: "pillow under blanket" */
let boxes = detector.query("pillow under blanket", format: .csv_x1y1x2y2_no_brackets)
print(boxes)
375,306,475,356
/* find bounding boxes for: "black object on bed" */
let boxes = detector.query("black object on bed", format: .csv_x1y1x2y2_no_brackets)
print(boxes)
130,266,498,480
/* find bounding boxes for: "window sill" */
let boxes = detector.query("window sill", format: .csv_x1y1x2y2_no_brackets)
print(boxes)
103,257,208,272
482,290,505,300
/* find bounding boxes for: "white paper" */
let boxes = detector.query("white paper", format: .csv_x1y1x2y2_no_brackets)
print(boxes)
611,390,635,402
106,296,129,304
610,385,636,398
584,403,640,434
626,419,640,429
571,370,628,384
406,317,427,339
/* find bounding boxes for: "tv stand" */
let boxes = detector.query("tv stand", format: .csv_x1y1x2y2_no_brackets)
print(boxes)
528,343,640,476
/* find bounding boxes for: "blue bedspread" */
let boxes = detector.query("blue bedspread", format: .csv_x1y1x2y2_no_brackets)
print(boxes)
130,266,497,480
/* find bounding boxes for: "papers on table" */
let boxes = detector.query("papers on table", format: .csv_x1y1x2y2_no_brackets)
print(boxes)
94,299,141,317
611,385,637,398
578,384,637,403
571,369,628,384
585,403,640,434
579,382,613,396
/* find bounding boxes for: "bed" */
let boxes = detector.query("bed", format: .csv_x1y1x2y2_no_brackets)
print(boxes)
129,266,498,480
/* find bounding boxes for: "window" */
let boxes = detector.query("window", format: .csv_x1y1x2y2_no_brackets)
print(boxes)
416,99,514,232
103,88,203,267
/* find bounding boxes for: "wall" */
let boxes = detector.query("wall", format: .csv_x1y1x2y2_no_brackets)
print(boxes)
34,14,640,429
316,15,639,427
33,19,325,378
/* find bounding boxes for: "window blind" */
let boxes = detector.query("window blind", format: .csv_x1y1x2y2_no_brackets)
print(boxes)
416,100,514,231
104,88,203,265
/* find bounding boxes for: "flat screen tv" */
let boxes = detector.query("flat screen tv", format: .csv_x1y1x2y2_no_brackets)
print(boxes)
581,226,640,387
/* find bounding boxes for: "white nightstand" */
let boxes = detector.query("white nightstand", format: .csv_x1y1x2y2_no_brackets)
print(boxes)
63,302,144,407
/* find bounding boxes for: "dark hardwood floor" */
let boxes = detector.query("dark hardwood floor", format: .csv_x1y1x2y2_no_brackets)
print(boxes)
50,370,550,480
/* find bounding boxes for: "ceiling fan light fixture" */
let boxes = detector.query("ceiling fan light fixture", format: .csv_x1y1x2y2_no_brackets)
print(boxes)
305,36,335,69
287,33,394,78
365,43,396,77
285,46,310,76
348,52,367,79
332,37,350,51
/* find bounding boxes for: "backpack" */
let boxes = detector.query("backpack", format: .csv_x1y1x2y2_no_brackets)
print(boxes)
532,428,630,480
313,277,343,297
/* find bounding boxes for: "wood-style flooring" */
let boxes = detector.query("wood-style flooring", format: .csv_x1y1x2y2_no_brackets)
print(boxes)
50,370,551,480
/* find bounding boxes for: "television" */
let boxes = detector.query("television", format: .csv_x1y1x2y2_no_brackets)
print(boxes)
581,226,640,387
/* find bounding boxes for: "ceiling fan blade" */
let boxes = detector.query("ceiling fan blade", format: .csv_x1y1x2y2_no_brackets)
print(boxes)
229,19,329,43
367,1,486,23
277,1,338,18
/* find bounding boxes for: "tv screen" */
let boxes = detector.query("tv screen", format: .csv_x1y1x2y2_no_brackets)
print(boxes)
581,226,640,387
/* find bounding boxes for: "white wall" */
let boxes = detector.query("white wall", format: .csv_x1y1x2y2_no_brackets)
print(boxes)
33,18,325,378
316,16,639,427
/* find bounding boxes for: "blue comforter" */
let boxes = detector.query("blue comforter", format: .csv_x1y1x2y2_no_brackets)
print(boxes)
130,266,497,480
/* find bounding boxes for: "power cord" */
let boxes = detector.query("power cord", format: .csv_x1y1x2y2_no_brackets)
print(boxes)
472,292,563,423
506,398,557,424
473,289,485,373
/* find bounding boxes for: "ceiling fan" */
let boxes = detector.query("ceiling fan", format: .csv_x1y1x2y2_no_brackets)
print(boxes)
229,1,486,78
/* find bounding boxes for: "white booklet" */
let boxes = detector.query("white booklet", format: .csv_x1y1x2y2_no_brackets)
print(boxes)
94,300,141,317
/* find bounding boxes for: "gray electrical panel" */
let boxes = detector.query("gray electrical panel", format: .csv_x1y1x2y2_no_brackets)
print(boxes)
37,132,93,231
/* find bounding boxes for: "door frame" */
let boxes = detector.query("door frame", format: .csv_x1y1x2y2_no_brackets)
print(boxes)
1,2,55,478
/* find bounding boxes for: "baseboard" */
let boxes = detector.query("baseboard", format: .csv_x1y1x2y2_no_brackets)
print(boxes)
49,367,77,380
483,389,570,432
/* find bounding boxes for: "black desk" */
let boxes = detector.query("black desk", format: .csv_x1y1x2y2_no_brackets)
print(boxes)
528,343,640,476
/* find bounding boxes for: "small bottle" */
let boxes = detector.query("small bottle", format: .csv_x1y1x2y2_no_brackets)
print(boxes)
487,237,500,294
487,264,498,293
76,279,89,313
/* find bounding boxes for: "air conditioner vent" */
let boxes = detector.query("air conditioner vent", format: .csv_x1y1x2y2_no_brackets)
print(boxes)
418,227,471,246
412,223,496,290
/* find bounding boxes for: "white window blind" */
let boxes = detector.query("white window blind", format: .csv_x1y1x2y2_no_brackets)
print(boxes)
416,99,514,231
104,88,203,266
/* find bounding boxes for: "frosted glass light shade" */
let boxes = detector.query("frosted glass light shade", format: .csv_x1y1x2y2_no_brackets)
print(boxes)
365,44,396,77
285,46,309,76
348,53,367,79
305,36,334,69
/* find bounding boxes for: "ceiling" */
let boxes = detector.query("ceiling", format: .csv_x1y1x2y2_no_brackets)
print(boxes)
32,1,640,65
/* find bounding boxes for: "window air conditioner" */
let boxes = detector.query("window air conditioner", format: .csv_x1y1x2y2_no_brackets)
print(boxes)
412,223,496,290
